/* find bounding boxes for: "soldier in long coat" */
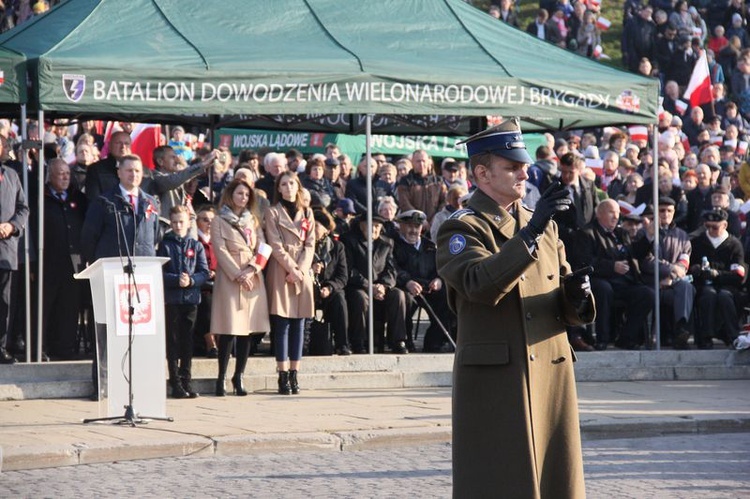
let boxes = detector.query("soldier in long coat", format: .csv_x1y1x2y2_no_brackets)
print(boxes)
264,172,315,395
211,179,270,396
436,119,595,499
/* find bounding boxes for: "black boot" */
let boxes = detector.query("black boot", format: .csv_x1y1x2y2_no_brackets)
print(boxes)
215,378,226,396
289,369,300,395
181,376,199,398
216,335,233,397
168,361,189,398
170,378,189,399
231,373,248,396
278,370,291,395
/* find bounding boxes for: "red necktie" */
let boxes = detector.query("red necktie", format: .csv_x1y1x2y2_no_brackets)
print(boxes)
128,194,136,211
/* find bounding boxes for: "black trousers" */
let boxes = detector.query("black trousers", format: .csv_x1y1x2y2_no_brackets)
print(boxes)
347,287,407,351
42,269,81,358
319,289,349,349
696,285,739,346
0,269,11,350
165,304,197,380
590,276,654,345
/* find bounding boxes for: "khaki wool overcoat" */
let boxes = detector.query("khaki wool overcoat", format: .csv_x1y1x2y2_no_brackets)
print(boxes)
264,204,315,319
210,213,270,335
436,189,595,499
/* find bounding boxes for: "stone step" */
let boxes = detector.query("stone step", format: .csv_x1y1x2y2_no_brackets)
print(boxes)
1,350,748,400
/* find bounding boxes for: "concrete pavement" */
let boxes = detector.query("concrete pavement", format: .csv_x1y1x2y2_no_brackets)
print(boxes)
1,380,748,472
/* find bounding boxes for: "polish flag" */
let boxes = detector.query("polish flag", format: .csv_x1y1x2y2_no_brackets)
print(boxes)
593,44,603,58
254,242,272,269
130,124,162,170
628,125,648,143
585,157,603,176
738,141,748,156
683,51,713,108
595,17,611,31
674,99,689,115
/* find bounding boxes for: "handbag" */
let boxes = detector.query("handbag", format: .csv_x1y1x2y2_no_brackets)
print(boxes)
308,318,333,356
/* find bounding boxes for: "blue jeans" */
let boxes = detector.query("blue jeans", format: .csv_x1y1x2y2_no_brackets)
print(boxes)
272,315,304,362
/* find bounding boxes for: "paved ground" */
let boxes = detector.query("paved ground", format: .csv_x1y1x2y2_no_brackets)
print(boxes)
3,432,749,498
0,380,749,472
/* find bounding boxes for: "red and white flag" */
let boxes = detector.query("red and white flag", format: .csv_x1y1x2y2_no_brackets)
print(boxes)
254,242,272,269
683,51,713,108
596,17,611,31
674,99,688,115
628,125,648,142
130,123,162,170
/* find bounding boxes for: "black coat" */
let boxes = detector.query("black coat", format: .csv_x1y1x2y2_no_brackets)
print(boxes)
43,186,87,277
344,175,390,215
392,235,439,288
569,220,642,283
340,225,397,290
555,177,599,244
686,186,715,232
689,232,746,291
85,156,154,202
313,236,348,293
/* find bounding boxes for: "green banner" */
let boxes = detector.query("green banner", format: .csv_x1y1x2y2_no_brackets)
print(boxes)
216,128,547,163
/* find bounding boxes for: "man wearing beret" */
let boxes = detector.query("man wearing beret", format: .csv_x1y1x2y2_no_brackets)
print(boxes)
689,209,746,349
632,197,695,349
436,118,594,498
393,209,455,353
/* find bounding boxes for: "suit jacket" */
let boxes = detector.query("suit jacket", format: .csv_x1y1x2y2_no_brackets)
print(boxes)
555,177,599,244
80,185,160,264
393,235,439,289
43,185,87,277
435,188,593,498
85,156,155,202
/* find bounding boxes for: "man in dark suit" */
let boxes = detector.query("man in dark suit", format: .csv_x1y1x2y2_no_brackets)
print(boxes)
0,139,29,364
555,152,599,247
570,199,654,350
81,154,160,263
341,214,408,354
43,159,87,360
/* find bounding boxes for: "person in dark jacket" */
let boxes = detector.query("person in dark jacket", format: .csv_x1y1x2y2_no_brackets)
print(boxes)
0,141,29,364
43,159,87,360
81,155,161,264
85,131,153,202
157,206,210,398
301,157,337,210
341,214,408,354
689,209,746,349
311,209,350,355
344,157,390,215
392,210,455,353
569,199,654,350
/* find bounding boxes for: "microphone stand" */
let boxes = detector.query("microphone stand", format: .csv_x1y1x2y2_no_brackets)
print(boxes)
85,195,172,426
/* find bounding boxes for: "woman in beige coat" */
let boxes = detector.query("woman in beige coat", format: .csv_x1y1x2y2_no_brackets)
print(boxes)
211,178,270,396
264,172,315,395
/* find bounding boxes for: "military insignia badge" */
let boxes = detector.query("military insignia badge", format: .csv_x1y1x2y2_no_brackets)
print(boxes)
449,234,466,255
62,74,86,102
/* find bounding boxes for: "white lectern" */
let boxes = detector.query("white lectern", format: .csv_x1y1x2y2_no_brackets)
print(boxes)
75,256,169,421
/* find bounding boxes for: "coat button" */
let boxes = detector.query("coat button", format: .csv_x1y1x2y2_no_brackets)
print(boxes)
530,354,536,361
526,312,532,320
519,274,526,281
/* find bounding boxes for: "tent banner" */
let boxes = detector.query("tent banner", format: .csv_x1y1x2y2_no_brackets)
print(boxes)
215,128,470,159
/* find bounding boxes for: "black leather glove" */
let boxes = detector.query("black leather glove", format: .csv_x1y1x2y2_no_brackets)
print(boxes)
527,181,572,237
563,266,593,308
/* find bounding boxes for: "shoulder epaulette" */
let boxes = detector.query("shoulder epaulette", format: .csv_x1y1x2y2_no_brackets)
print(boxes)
448,208,475,220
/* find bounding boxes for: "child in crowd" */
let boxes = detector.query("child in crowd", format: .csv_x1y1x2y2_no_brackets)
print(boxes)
158,205,210,398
